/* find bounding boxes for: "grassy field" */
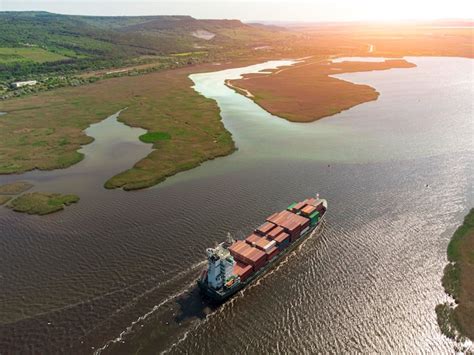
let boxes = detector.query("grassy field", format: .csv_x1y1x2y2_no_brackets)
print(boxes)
0,62,241,189
7,192,79,215
227,59,416,122
436,209,474,342
0,47,69,64
0,196,12,205
139,131,171,143
0,181,33,194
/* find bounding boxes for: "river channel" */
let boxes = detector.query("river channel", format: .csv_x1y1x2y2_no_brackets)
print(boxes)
0,57,472,353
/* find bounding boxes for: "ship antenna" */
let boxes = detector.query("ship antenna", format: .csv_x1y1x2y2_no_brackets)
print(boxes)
226,232,235,245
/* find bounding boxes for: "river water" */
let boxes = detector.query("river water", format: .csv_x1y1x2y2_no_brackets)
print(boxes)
0,57,472,353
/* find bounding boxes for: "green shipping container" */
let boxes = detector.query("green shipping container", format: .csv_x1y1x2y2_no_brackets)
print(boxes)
287,202,297,211
309,211,320,225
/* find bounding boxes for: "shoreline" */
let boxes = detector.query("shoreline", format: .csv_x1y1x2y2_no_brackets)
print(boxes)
226,58,416,123
436,209,474,347
0,59,268,190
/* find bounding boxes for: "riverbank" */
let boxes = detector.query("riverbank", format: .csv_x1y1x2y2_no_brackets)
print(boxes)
436,209,474,342
0,56,471,354
227,59,416,122
0,61,262,190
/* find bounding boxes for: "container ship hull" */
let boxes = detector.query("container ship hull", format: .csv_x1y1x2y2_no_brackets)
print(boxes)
198,196,327,303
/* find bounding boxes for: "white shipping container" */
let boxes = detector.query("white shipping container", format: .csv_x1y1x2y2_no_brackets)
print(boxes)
263,240,276,251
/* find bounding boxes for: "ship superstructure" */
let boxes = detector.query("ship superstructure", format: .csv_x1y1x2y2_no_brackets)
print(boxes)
206,240,236,289
198,195,327,302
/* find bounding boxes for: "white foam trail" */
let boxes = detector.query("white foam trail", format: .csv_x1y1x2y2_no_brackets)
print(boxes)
93,260,206,354
94,279,196,355
159,223,326,353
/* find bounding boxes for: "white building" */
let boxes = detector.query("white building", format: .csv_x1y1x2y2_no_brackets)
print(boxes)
11,80,37,89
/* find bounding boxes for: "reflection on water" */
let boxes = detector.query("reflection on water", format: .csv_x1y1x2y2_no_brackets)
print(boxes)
331,56,394,62
77,110,153,175
0,110,153,194
190,57,473,164
0,57,472,354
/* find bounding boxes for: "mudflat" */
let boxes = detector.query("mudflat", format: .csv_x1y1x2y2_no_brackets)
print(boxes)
228,59,416,122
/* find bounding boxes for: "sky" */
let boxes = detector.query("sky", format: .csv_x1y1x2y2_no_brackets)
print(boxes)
1,0,473,22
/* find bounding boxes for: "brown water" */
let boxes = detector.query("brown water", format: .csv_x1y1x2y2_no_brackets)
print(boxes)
0,57,472,354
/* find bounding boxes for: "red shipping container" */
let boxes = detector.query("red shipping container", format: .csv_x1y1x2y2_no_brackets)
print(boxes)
304,197,317,206
252,260,267,272
232,243,266,266
254,237,276,252
255,221,276,236
246,247,267,270
229,240,249,255
229,241,257,265
234,261,253,282
245,233,261,246
274,231,290,245
265,246,279,260
267,225,284,239
292,201,306,211
301,204,317,216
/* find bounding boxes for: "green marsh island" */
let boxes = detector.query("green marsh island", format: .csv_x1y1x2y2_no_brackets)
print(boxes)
0,182,78,215
7,192,80,215
0,181,33,194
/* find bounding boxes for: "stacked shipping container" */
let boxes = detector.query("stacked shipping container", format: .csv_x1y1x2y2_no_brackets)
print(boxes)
233,261,253,282
266,210,309,241
227,198,325,284
229,240,267,271
255,221,276,236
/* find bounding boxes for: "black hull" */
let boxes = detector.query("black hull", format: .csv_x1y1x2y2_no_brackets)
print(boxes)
198,216,325,303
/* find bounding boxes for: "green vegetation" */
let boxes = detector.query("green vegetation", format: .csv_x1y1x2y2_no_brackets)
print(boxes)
0,11,286,91
0,47,69,64
0,64,236,190
2,13,472,192
1,13,471,101
228,59,415,123
0,181,33,194
0,195,12,205
7,192,79,215
437,209,474,342
435,303,459,340
139,131,171,143
171,51,208,57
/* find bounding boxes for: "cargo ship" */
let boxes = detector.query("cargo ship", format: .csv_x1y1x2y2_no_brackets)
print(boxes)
198,195,327,302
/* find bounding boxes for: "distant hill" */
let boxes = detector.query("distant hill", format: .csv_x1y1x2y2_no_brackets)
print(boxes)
0,12,273,56
0,11,285,81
